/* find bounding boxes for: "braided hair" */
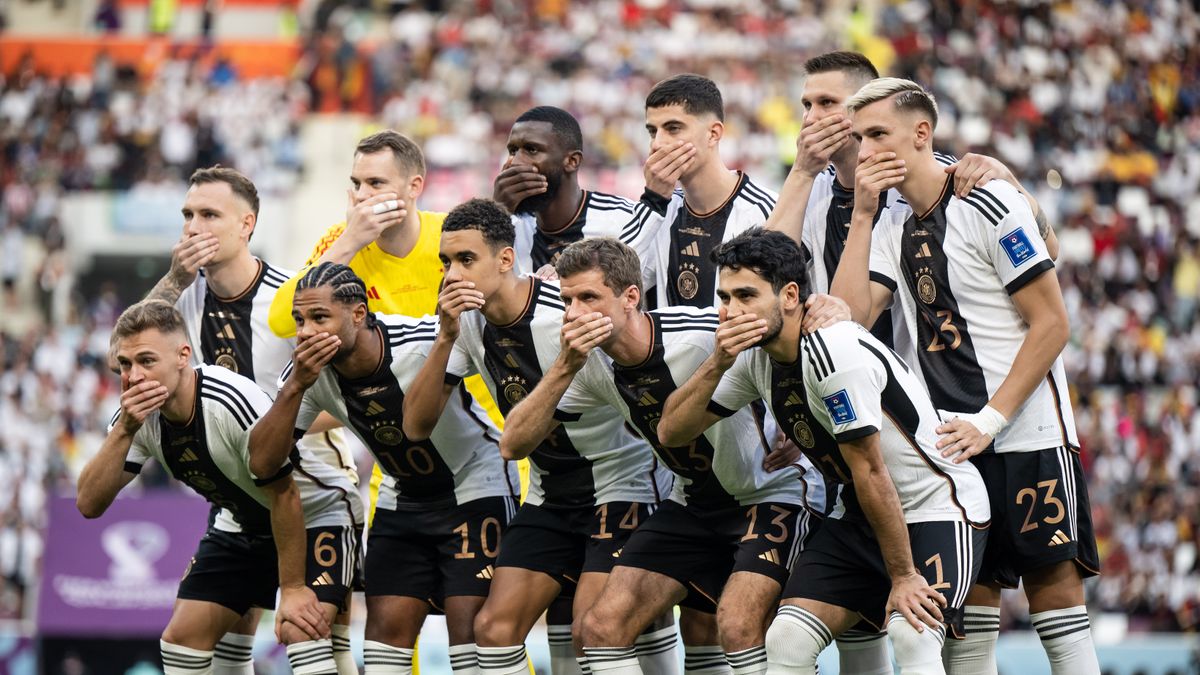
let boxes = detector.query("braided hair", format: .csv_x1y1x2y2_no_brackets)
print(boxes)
296,262,377,327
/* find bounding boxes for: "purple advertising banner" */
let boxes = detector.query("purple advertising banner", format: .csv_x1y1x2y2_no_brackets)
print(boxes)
37,494,210,637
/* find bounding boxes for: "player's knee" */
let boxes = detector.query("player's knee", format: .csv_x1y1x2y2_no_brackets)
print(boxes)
886,616,944,672
278,620,311,646
473,604,519,646
716,605,762,652
764,610,825,668
579,603,625,647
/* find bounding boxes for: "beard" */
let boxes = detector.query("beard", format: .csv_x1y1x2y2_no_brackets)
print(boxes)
515,168,564,216
757,305,785,347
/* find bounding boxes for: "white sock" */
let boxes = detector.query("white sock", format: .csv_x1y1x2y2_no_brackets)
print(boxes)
477,645,530,675
287,638,338,675
764,606,830,675
887,613,945,675
363,639,414,674
332,624,356,675
161,640,214,675
212,632,254,674
1031,606,1100,675
549,624,583,675
635,624,680,675
577,656,594,674
943,605,999,674
726,645,767,675
583,646,644,674
835,629,890,675
450,643,480,675
683,645,730,675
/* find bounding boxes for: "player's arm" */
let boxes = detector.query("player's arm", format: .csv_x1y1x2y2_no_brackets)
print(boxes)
77,382,167,518
829,152,902,327
937,270,1069,463
249,332,340,479
945,153,1058,260
765,115,854,243
261,474,329,640
840,432,946,631
658,307,767,446
145,233,220,305
499,312,611,460
402,282,483,440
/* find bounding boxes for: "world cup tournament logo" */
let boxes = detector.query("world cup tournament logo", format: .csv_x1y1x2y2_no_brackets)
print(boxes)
53,520,178,609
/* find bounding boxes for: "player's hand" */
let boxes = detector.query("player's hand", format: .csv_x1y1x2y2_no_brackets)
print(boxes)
794,114,853,178
644,140,696,197
853,152,906,217
936,407,1004,463
437,280,484,341
712,306,768,371
167,232,220,288
887,571,946,632
533,263,559,281
801,294,851,334
763,432,802,472
944,153,1014,198
291,333,340,388
558,312,612,372
344,190,406,250
275,585,330,642
118,381,169,434
493,165,547,213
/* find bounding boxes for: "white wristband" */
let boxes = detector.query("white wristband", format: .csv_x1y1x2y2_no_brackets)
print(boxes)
967,405,1008,438
371,200,400,215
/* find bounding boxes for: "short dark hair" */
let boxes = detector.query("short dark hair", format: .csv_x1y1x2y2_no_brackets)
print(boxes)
355,130,427,177
515,106,583,153
645,74,724,121
189,166,259,218
296,262,370,308
803,51,880,87
711,227,808,297
112,300,187,344
443,198,515,250
555,238,642,301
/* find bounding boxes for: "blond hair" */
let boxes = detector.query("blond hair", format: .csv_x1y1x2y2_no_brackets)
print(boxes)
845,77,939,129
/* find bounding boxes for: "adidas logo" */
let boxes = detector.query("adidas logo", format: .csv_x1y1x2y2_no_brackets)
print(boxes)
312,571,335,586
915,242,932,258
638,391,659,406
504,353,520,369
216,324,236,340
784,391,803,407
475,565,494,580
681,242,700,257
365,401,386,416
757,549,782,565
179,448,200,462
1048,530,1071,547
612,548,622,558
367,287,381,300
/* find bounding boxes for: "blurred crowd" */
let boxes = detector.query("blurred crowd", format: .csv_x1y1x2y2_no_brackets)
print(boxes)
2,0,1200,630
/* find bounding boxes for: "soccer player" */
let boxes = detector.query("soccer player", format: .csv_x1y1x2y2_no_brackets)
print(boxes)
765,51,1055,351
266,130,504,519
659,228,991,674
493,106,669,276
143,166,360,672
249,263,519,675
831,78,1100,673
400,200,674,675
498,237,825,675
77,300,362,675
620,74,779,309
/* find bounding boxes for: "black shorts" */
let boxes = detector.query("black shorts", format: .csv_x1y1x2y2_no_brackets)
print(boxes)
365,496,517,604
496,501,653,591
784,518,987,638
177,526,359,615
972,446,1100,588
616,500,815,614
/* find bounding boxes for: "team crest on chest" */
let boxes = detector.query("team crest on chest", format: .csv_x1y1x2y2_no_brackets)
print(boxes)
791,416,816,449
677,262,702,300
370,420,404,446
214,348,239,373
500,374,529,404
915,266,937,304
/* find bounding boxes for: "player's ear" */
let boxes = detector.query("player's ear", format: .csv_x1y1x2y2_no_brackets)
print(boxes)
563,149,582,174
408,173,425,201
623,284,641,312
913,117,933,150
242,211,256,243
782,281,801,311
498,245,516,274
178,340,192,367
353,302,368,326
